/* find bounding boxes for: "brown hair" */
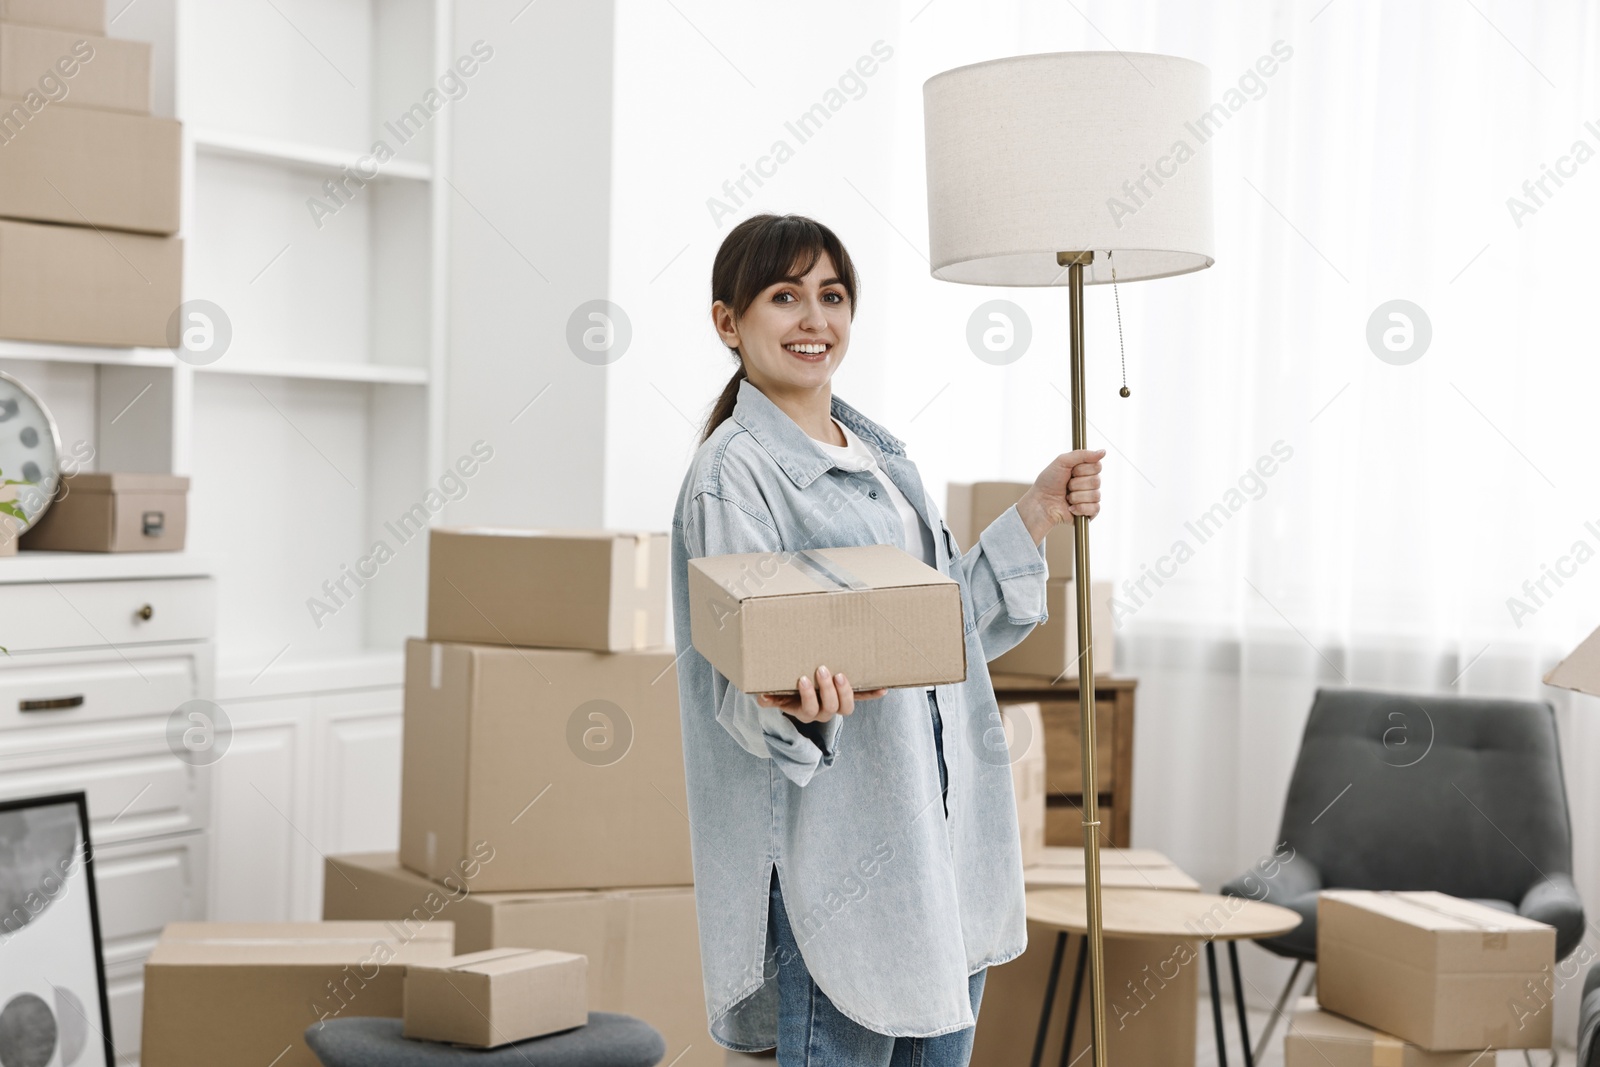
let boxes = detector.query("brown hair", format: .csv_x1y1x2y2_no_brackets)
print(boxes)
700,213,859,444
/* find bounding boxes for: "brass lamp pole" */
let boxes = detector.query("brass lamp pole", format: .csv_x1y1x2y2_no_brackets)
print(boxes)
1058,248,1109,1059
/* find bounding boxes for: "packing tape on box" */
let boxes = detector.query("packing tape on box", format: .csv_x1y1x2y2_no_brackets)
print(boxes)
1377,890,1512,947
792,549,871,593
634,534,652,590
601,891,632,1008
1370,1033,1404,1067
167,937,412,946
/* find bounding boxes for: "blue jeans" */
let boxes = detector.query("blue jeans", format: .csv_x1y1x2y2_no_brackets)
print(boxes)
766,689,985,1065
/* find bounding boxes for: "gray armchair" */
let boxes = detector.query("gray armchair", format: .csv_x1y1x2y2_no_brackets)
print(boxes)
1223,687,1585,1057
1579,964,1600,1067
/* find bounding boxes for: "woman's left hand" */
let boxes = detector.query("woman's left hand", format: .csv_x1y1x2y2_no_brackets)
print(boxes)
1017,448,1105,542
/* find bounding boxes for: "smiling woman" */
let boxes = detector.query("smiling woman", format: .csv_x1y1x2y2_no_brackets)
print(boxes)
670,213,1103,1065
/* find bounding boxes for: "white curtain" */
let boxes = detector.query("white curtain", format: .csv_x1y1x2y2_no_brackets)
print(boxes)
866,0,1600,1043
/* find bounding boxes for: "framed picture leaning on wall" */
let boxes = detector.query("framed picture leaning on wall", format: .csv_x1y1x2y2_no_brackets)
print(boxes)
0,791,116,1067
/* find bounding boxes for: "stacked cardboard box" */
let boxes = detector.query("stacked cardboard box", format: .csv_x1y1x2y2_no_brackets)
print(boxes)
326,527,718,1065
1309,890,1557,1055
999,701,1046,867
0,0,181,345
1284,997,1485,1067
946,482,1114,680
141,920,456,1067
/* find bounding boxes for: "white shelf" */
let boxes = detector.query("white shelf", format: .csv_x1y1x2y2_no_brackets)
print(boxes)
0,340,177,368
215,646,405,701
0,550,213,584
194,360,428,385
192,128,432,182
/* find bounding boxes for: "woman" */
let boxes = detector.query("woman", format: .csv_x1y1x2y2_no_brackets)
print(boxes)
670,213,1104,1066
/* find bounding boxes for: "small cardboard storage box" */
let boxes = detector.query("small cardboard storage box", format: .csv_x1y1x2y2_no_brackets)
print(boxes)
0,23,151,113
324,852,717,1067
398,638,691,891
0,0,103,34
1285,997,1485,1067
999,701,1045,868
426,527,667,652
688,543,966,694
141,920,455,1067
991,578,1114,680
0,219,181,345
0,101,178,233
1317,889,1556,1050
22,471,187,551
946,480,1072,580
404,947,588,1048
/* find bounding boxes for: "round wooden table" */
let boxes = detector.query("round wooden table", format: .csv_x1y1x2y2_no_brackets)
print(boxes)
1023,887,1302,1067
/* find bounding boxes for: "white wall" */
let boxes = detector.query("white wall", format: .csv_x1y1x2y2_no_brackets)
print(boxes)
446,0,615,528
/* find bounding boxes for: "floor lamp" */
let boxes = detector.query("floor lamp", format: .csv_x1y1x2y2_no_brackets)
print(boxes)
923,51,1216,1066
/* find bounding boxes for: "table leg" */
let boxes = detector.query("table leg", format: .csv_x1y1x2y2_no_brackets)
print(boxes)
1227,941,1254,1067
1206,941,1229,1067
1058,936,1089,1067
1031,931,1068,1067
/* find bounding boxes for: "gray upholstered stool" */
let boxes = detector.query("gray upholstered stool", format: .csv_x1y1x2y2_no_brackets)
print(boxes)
303,1012,666,1066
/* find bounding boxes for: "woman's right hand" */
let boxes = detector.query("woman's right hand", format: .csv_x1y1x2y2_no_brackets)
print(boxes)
756,664,886,724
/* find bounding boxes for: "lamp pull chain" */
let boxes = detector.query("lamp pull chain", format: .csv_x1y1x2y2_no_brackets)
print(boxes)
1110,249,1130,398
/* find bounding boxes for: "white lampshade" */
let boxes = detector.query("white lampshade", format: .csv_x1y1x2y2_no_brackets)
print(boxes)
924,51,1216,286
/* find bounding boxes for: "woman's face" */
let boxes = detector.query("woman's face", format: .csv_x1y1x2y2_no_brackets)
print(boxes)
713,251,852,393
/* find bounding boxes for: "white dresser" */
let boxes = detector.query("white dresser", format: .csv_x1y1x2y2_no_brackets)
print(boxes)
0,553,215,1066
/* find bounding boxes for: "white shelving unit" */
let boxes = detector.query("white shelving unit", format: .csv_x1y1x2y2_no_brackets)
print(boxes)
1,0,452,693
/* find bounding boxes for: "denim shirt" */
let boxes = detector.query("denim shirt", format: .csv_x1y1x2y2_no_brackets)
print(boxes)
670,376,1052,1048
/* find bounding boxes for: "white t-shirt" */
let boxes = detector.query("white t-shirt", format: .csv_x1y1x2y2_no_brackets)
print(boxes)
813,417,939,695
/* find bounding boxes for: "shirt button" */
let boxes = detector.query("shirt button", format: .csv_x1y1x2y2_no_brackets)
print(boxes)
869,490,879,498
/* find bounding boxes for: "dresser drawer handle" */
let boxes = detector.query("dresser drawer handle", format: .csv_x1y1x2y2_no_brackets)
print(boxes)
137,604,154,620
20,695,85,712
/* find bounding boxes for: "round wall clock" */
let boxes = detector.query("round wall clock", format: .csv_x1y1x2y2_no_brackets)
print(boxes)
0,370,64,532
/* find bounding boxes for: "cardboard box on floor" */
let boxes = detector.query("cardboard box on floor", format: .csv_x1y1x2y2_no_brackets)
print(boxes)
946,481,1072,580
1317,890,1556,1050
22,472,187,551
0,101,178,233
972,849,1200,1067
403,948,588,1048
398,638,692,891
0,0,103,34
141,920,455,1067
688,543,966,694
324,852,717,1067
1285,997,1486,1067
1545,622,1600,697
991,578,1114,680
1000,701,1045,867
0,23,151,113
0,219,180,346
426,527,668,652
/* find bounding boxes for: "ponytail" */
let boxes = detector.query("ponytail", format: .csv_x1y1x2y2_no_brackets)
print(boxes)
701,362,748,446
